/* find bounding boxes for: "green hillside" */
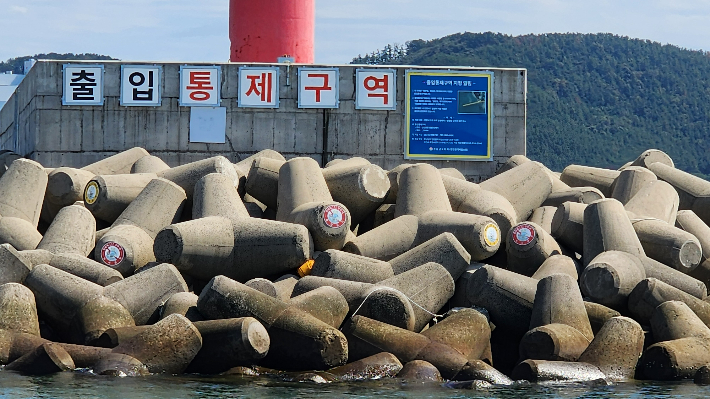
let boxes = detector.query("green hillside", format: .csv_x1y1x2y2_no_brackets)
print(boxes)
353,33,710,175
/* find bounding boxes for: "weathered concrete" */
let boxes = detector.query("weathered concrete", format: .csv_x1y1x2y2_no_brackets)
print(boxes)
323,162,391,226
506,222,563,276
0,62,526,182
84,173,158,224
37,204,95,256
577,316,644,381
676,210,710,291
625,180,679,224
550,201,586,254
560,165,620,197
583,198,645,266
512,359,606,383
631,218,702,273
611,166,657,205
0,283,40,336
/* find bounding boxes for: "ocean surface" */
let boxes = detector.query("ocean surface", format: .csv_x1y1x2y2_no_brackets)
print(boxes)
2,371,710,399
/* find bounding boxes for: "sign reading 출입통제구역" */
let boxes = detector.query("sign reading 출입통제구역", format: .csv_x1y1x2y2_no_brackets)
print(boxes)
180,66,221,107
63,64,104,106
239,67,279,108
298,67,339,109
120,65,162,106
405,70,493,160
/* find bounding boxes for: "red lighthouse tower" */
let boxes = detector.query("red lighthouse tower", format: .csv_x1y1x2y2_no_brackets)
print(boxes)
229,0,315,63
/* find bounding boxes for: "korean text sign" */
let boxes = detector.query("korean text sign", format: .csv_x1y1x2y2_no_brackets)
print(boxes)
180,66,221,107
63,64,104,106
121,65,162,106
298,68,339,108
355,69,396,110
239,67,279,108
405,70,493,160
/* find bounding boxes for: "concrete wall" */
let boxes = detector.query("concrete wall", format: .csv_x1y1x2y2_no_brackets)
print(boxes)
0,61,526,181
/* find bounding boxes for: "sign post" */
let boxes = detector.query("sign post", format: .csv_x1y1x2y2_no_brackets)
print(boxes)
405,70,493,160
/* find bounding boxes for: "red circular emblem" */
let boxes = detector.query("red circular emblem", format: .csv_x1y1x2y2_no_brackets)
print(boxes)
511,223,536,246
101,241,125,266
323,204,347,229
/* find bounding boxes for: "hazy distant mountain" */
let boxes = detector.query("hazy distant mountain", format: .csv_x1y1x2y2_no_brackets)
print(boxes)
354,32,710,176
0,53,116,74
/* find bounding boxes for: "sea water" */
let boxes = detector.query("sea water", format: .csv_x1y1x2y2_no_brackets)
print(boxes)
3,371,710,399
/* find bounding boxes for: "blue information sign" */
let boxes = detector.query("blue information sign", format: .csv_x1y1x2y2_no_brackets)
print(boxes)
405,70,493,160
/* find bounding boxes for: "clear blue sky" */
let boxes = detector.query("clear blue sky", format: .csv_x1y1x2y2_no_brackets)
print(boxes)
2,0,710,64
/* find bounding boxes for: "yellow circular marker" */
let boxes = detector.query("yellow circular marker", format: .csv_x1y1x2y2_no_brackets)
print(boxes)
483,223,500,247
297,259,315,277
84,181,100,205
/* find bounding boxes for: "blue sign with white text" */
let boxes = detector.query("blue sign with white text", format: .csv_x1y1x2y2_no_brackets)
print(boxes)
405,71,493,160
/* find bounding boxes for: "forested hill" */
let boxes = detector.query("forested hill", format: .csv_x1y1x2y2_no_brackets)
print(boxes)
353,33,710,175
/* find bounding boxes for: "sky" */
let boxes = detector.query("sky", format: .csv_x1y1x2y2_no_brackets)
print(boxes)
2,0,710,64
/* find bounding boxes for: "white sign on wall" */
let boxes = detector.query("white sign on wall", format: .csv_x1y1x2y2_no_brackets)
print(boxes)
298,68,339,108
180,66,221,107
355,69,396,110
120,65,161,106
62,64,104,105
238,67,279,108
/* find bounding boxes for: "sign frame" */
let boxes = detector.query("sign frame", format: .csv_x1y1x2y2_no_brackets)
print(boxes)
120,65,162,107
404,69,494,161
238,66,280,109
62,64,104,106
297,67,340,109
179,65,222,107
355,68,397,111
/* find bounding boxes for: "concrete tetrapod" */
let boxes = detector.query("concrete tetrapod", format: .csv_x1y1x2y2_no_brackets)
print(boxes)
628,278,710,326
441,175,517,239
323,162,390,227
480,161,554,222
637,337,710,380
520,323,591,362
560,165,620,197
511,359,606,383
24,264,135,344
676,210,710,290
506,222,563,277
648,162,710,224
650,300,710,342
4,342,75,375
273,274,299,301
580,251,647,310
293,262,454,332
0,283,41,336
464,265,537,337
276,157,351,251
45,167,96,216
345,212,499,263
583,198,645,266
131,155,170,174
550,201,586,254
530,274,593,340
0,159,47,250
542,187,604,208
0,244,32,285
192,173,250,222
388,232,470,280
495,154,570,193
288,285,350,329
344,315,477,380
196,275,348,370
624,180,679,224
37,204,95,257
394,164,451,218
233,149,286,177
96,178,186,276
103,263,188,326
531,255,579,281
420,308,492,363
577,316,645,381
397,360,443,381
630,149,674,169
310,249,394,283
245,157,284,209
93,353,148,376
185,317,270,374
41,252,123,287
326,352,403,381
245,278,279,298
112,314,202,374
160,292,203,322
157,156,240,201
631,218,702,273
154,215,313,282
610,166,657,205
528,206,558,233
83,173,158,224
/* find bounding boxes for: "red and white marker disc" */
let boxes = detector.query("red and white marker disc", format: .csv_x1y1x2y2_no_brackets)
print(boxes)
101,241,125,266
511,223,536,246
323,204,347,228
